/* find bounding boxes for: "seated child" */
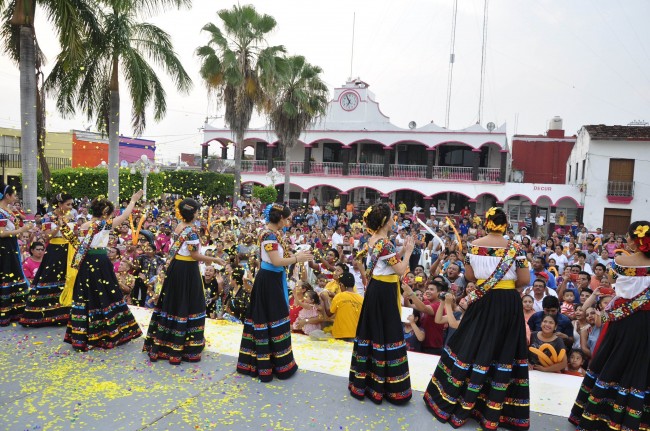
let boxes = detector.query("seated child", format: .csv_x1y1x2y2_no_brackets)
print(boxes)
564,349,586,377
404,309,425,352
561,290,576,319
292,290,325,335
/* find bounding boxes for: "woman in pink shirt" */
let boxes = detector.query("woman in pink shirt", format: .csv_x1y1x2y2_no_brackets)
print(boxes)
22,241,45,283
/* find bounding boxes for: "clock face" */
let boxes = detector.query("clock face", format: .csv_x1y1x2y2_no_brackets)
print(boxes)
340,91,359,111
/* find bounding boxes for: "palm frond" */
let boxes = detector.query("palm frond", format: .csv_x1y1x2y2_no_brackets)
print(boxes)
131,22,192,93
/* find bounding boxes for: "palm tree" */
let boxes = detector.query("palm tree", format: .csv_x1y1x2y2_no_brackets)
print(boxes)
1,0,99,212
46,0,192,205
267,55,328,204
197,4,285,204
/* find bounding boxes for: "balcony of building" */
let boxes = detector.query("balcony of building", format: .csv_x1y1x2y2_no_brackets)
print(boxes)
0,153,72,170
606,180,634,203
239,140,506,183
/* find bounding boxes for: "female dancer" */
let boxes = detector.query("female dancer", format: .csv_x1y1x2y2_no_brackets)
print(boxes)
569,220,650,430
236,203,313,382
64,191,143,351
21,193,77,327
0,183,32,326
348,203,414,405
423,207,530,430
143,198,226,364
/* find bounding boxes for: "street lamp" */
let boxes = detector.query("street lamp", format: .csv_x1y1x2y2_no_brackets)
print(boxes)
129,154,159,201
266,167,282,186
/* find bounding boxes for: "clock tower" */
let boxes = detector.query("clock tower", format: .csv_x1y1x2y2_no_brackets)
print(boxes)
328,78,391,126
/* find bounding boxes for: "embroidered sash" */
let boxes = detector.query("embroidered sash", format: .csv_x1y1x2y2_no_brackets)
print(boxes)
71,219,107,270
466,241,519,306
166,226,194,268
57,217,80,249
602,285,650,323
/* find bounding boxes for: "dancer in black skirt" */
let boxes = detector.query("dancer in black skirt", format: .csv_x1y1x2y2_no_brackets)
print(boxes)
236,203,313,382
348,203,415,405
21,193,77,327
143,198,226,365
569,220,650,431
0,183,32,326
64,190,144,351
423,207,530,430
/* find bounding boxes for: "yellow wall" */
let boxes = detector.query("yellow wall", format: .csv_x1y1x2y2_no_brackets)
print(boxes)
0,127,73,183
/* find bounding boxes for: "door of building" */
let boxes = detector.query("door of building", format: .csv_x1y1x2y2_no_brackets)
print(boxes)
603,208,631,236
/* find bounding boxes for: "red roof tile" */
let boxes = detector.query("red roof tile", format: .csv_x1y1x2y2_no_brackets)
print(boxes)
584,124,650,140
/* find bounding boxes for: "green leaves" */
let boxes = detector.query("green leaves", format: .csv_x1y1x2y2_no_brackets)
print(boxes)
29,167,234,200
252,185,277,204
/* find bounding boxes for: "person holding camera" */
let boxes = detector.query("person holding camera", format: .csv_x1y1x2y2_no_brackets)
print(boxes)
423,207,530,430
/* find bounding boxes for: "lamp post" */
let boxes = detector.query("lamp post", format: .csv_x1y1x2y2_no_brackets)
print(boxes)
266,167,282,187
130,155,159,201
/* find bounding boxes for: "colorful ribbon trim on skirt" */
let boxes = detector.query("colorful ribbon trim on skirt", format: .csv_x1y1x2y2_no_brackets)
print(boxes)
261,261,289,306
371,274,401,314
175,255,196,261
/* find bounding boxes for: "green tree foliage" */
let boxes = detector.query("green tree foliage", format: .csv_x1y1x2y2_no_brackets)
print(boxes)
252,185,277,204
32,168,233,200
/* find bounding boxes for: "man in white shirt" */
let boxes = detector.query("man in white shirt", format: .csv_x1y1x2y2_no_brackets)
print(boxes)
535,214,546,237
412,204,422,217
331,226,345,248
523,278,558,312
549,245,569,273
430,205,437,217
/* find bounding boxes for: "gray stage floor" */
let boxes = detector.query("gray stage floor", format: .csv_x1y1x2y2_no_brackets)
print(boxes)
0,324,575,431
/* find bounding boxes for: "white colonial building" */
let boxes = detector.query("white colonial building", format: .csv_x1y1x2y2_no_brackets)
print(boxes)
567,124,650,234
203,79,583,231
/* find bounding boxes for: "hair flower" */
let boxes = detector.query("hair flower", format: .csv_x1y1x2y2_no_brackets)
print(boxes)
485,207,497,219
363,206,373,219
634,225,649,238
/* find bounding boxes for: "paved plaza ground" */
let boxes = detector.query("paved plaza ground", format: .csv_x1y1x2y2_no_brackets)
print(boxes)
0,309,577,431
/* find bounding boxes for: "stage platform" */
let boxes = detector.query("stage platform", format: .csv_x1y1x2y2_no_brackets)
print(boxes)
0,306,578,431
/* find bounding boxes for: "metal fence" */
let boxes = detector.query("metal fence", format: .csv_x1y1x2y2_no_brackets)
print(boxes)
607,181,634,197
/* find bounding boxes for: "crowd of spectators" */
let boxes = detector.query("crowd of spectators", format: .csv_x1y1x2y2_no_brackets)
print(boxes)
15,194,623,376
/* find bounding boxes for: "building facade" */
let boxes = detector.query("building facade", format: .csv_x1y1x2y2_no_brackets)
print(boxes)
203,79,583,231
0,127,73,187
567,124,649,234
72,130,156,168
511,117,576,184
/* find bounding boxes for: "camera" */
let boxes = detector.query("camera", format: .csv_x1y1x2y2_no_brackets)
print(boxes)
439,292,449,300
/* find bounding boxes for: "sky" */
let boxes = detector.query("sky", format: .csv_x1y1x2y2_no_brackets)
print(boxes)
0,0,649,163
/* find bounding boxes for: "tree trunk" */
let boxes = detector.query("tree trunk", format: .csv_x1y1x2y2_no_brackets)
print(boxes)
37,75,51,194
232,131,243,205
108,56,120,205
18,25,37,214
283,140,291,205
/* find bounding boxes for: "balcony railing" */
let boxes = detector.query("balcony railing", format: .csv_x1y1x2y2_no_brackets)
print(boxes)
389,164,427,179
607,181,634,197
240,159,500,182
348,163,384,176
0,153,72,170
432,166,473,180
272,161,304,174
241,160,268,172
310,162,343,175
478,167,501,182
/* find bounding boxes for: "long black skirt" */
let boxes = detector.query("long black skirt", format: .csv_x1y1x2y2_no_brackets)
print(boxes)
348,278,412,405
569,310,650,431
20,243,70,327
64,251,141,351
143,258,206,364
236,268,297,382
423,289,530,430
0,236,28,326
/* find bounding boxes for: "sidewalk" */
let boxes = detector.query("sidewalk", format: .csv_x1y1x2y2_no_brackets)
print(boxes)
0,309,576,431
